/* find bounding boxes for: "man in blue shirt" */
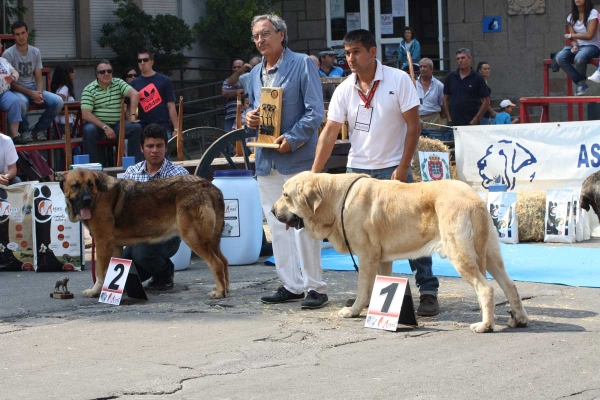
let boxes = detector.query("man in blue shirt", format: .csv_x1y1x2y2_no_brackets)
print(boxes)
128,50,178,139
318,48,344,77
442,48,490,126
245,14,328,309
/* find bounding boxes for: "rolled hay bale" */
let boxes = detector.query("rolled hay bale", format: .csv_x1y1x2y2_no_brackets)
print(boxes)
516,190,546,242
412,137,457,181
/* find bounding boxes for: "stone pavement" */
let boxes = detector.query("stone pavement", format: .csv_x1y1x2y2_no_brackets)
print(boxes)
1,249,599,400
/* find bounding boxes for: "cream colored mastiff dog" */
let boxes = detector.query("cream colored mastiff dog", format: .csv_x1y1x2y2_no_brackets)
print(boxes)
271,172,529,333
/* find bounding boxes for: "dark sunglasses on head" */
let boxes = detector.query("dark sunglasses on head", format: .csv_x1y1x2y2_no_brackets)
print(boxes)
137,57,150,63
126,73,138,78
97,69,113,75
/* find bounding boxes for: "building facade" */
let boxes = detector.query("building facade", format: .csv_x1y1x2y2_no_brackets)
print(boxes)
11,0,595,120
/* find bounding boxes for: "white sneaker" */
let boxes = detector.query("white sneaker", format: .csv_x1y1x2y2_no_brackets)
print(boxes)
589,70,600,83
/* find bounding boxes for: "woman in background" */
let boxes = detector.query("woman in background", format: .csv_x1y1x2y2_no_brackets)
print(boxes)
51,62,79,169
555,0,600,95
476,61,497,124
123,66,138,84
398,26,420,71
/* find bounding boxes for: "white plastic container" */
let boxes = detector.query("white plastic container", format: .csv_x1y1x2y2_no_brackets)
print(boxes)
171,240,192,271
212,170,263,265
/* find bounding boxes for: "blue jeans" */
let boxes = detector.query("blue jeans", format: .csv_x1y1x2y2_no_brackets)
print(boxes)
82,121,143,164
556,45,600,85
347,166,439,296
123,237,181,282
13,87,64,132
0,91,22,124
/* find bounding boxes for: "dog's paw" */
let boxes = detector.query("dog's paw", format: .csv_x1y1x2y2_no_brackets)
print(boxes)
209,290,226,299
82,288,100,298
470,321,494,333
507,311,529,328
338,307,358,318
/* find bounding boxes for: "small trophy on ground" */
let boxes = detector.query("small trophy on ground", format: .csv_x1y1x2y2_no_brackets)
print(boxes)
51,276,74,299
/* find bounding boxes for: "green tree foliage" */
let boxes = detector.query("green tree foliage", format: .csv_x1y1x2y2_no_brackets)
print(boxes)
2,0,27,34
194,0,279,60
98,0,194,73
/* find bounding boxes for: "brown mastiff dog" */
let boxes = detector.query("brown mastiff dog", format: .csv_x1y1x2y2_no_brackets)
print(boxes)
580,170,600,222
272,172,529,333
60,169,229,298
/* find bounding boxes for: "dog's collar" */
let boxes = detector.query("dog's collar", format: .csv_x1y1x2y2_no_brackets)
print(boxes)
341,176,367,272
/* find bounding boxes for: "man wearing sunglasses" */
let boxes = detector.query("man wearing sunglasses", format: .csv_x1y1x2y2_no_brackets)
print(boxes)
127,50,178,139
81,59,143,164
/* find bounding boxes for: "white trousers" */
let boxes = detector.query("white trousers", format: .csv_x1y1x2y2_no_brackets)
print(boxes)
258,169,327,295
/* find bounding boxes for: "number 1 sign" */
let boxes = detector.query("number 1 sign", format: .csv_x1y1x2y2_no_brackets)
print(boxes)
99,258,147,305
365,276,417,331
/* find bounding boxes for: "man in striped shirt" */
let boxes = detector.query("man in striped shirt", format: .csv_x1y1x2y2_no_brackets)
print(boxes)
81,60,143,164
123,123,188,290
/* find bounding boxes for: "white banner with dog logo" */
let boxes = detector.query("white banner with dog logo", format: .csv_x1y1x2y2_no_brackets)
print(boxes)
455,121,600,191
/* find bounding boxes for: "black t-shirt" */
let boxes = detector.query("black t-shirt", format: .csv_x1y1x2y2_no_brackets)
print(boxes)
443,68,489,126
129,73,176,129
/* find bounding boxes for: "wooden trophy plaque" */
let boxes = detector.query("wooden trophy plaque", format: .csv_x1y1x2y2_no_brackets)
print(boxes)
247,87,282,149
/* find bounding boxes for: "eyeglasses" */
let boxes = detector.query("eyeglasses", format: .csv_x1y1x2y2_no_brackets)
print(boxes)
126,73,138,78
137,57,150,63
250,30,274,42
96,69,113,75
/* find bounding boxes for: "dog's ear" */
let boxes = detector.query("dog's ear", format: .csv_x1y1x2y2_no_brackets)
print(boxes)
58,171,66,192
93,171,109,192
579,194,591,211
299,181,322,215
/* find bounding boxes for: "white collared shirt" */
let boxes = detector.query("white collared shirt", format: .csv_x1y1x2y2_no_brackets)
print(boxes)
416,76,444,116
327,59,420,170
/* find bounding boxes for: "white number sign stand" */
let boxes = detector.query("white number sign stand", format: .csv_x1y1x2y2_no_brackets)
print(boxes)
99,257,147,305
365,275,417,331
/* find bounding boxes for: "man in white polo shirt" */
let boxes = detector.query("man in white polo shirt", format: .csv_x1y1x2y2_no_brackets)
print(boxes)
312,29,440,317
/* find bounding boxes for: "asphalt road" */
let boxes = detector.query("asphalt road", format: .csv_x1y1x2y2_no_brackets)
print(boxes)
1,249,599,400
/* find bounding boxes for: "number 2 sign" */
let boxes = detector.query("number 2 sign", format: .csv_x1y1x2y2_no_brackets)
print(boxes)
365,276,417,331
99,258,147,305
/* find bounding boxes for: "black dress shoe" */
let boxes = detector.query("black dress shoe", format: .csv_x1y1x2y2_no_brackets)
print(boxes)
261,286,304,303
146,276,174,290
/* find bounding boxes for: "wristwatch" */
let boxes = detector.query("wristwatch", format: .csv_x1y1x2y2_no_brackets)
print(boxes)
102,125,108,131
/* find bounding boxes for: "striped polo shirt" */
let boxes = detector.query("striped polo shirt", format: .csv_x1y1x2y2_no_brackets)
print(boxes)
81,78,132,125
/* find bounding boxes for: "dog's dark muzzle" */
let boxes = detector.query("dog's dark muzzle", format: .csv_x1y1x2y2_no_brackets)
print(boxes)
271,206,304,230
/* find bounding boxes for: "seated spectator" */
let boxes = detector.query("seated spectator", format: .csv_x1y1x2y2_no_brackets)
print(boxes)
123,66,139,84
398,27,421,71
555,0,600,95
223,59,244,132
318,48,344,77
493,100,520,124
0,133,21,185
0,49,23,143
3,21,64,142
309,54,320,68
50,62,80,170
81,59,143,164
51,62,77,136
226,56,261,96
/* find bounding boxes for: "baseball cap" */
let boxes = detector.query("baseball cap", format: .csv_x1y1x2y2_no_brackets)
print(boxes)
318,47,336,57
500,99,516,108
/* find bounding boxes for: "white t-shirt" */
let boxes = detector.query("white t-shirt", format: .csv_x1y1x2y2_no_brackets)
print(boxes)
55,85,75,124
0,133,18,174
567,9,600,48
327,59,420,169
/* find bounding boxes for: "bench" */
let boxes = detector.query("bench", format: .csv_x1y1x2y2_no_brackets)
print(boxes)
540,57,600,122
